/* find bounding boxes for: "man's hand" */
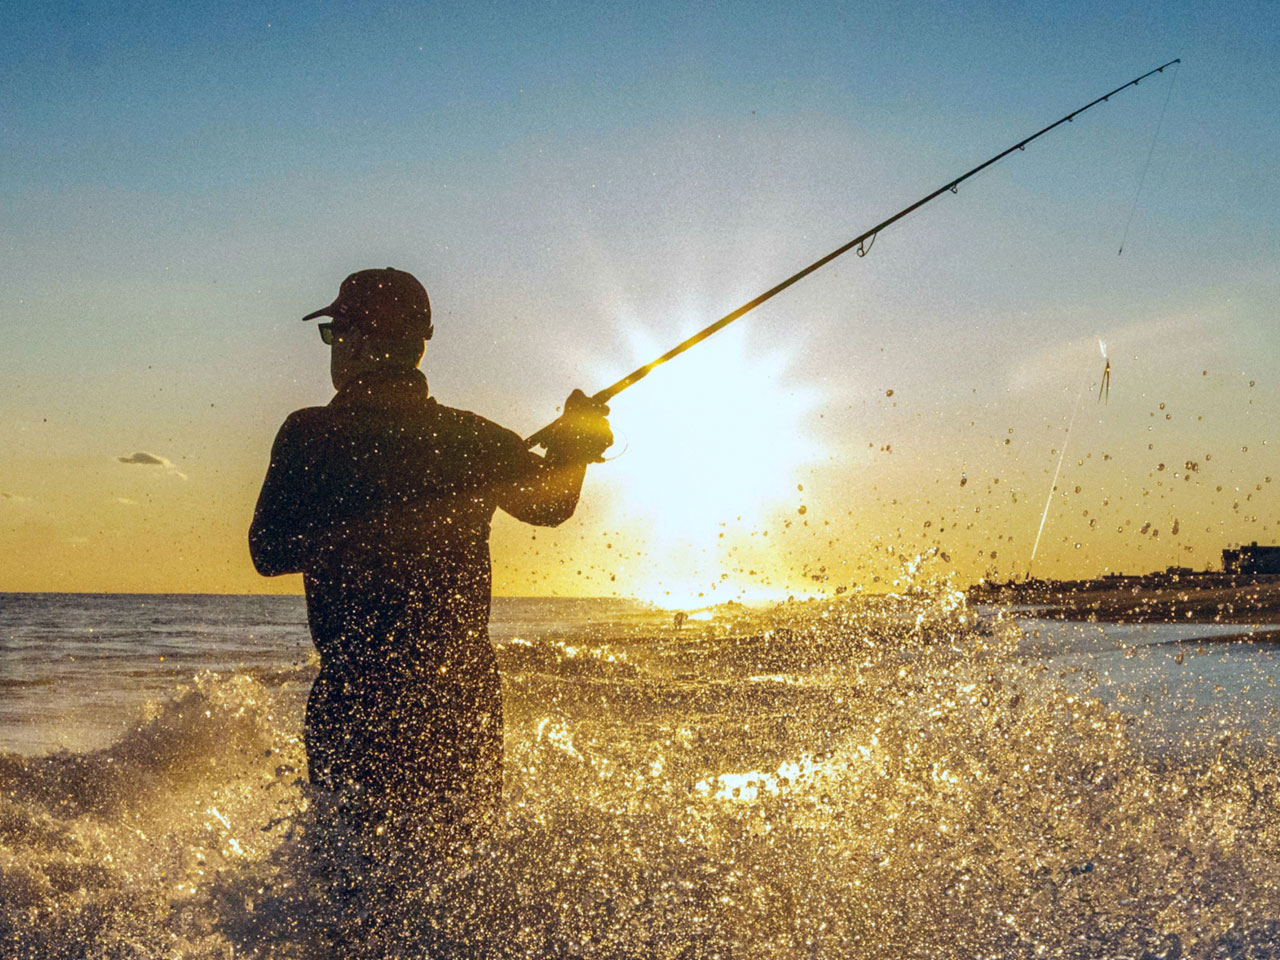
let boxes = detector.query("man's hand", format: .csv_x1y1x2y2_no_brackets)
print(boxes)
543,389,613,463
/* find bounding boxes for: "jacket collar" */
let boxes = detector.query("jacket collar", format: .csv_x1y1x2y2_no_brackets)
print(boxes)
331,366,430,409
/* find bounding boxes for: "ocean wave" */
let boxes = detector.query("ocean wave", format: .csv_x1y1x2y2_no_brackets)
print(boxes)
4,594,1280,957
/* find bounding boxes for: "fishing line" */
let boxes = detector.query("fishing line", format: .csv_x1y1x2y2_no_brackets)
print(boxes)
525,59,1180,448
598,434,630,462
1028,368,1089,575
1118,59,1180,255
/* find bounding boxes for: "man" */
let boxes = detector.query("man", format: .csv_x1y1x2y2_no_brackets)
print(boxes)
249,268,610,899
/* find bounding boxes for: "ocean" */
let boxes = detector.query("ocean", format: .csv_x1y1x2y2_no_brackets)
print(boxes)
3,590,1280,958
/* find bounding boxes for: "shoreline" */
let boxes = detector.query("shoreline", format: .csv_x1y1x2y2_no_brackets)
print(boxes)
983,578,1280,629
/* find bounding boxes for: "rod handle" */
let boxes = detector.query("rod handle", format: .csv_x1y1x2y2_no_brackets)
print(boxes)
524,388,612,450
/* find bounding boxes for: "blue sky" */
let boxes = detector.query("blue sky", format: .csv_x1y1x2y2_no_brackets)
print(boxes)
2,1,1277,592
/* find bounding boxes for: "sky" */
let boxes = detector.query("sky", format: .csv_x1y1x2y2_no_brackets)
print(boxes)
1,0,1277,600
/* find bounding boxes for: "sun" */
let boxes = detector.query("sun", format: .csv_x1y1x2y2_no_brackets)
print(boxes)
598,315,823,602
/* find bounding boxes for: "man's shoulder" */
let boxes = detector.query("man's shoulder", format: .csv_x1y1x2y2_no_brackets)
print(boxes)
431,402,524,448
276,405,333,437
274,400,529,466
283,405,330,422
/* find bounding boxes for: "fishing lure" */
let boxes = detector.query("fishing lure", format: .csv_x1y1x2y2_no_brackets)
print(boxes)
1097,339,1110,403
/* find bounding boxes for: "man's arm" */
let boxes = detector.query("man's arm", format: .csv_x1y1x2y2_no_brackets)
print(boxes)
249,413,322,576
497,390,611,527
498,450,590,527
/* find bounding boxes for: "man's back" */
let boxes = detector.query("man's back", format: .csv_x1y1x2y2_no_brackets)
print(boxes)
251,367,530,673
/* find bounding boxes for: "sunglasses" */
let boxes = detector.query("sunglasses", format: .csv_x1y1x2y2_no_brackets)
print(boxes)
317,321,354,345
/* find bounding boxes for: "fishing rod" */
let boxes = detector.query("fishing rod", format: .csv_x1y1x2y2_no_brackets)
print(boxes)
526,57,1180,449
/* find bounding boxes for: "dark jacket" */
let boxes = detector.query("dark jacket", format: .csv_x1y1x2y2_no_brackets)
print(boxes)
250,367,573,675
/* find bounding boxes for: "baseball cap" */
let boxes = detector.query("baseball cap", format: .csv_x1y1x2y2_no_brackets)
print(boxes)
302,268,434,341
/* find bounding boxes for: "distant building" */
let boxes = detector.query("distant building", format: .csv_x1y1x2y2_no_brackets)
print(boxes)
1222,543,1280,576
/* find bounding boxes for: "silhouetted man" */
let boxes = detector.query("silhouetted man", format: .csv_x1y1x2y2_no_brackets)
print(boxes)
249,268,610,914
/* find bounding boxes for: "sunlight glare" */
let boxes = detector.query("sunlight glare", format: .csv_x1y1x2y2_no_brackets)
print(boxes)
605,319,822,540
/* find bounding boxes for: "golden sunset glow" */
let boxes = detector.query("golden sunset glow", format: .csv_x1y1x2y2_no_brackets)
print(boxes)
607,321,823,544
589,319,824,606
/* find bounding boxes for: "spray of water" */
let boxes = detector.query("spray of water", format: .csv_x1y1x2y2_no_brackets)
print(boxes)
9,594,1280,959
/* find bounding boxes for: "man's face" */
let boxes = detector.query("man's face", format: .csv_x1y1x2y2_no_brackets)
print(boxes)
326,320,427,390
327,320,365,391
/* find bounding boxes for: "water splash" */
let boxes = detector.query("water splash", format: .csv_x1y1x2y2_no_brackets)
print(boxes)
5,597,1280,957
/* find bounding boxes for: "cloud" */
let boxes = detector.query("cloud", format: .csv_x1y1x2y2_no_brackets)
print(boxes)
113,497,138,505
116,451,187,480
1,492,33,503
118,452,167,466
